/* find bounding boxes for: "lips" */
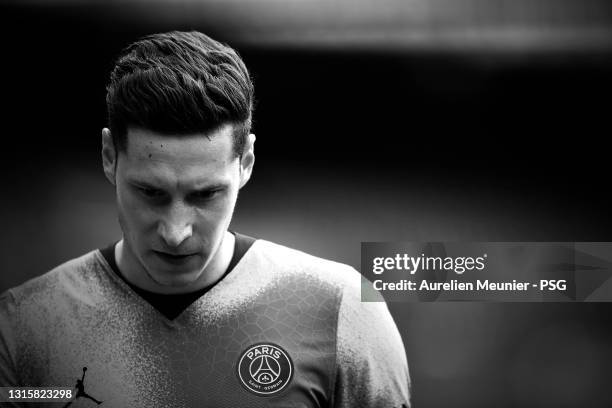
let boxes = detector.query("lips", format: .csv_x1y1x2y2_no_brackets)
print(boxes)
153,250,198,265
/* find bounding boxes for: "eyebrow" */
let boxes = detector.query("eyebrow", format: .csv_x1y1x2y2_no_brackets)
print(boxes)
126,179,227,192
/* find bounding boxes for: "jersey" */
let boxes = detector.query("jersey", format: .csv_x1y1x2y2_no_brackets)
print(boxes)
0,238,410,408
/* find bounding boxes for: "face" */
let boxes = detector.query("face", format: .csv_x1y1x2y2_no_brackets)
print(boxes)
103,124,254,289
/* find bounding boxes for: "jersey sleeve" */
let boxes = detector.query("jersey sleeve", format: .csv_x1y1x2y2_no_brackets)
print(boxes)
0,290,23,407
0,290,19,387
333,272,411,408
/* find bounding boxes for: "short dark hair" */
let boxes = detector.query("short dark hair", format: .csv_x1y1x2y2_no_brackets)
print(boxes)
106,31,254,157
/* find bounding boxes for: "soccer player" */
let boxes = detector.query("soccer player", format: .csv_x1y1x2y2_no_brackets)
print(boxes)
0,31,410,407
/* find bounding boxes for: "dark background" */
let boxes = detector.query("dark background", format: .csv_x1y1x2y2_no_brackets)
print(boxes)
1,1,612,407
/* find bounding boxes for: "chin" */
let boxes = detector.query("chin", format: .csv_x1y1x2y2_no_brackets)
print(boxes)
149,268,204,287
144,255,206,286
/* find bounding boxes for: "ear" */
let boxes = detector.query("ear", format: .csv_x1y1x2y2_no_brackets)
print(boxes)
101,128,117,185
239,133,256,189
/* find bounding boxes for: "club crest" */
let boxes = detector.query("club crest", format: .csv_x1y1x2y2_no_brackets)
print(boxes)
237,343,293,396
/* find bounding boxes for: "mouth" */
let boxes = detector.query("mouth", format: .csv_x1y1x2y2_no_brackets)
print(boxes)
153,250,198,265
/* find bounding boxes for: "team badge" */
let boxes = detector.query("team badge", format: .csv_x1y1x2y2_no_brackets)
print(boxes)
237,343,293,396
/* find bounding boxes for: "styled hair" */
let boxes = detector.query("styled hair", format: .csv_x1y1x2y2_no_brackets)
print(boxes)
106,31,254,157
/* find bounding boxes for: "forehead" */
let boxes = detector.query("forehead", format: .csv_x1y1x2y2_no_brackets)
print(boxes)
119,125,237,187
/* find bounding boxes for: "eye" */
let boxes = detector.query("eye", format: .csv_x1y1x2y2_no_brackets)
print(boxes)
190,189,222,202
138,186,165,199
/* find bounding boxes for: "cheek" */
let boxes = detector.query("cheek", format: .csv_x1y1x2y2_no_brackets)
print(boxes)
116,188,154,233
195,193,238,233
217,189,239,221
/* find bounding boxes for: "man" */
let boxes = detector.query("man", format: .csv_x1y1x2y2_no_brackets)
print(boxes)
0,31,410,407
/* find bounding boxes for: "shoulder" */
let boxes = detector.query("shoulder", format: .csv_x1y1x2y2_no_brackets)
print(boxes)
246,239,401,356
247,239,362,289
0,250,112,386
0,250,107,314
244,239,388,311
0,250,111,356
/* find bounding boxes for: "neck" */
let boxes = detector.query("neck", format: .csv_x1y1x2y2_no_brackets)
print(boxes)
115,231,235,294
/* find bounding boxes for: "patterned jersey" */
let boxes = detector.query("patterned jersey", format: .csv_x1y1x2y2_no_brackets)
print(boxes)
0,239,410,407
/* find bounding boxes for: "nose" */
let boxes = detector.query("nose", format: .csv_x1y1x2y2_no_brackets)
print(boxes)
157,202,193,248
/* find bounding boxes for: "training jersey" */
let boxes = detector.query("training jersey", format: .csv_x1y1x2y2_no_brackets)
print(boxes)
0,239,410,408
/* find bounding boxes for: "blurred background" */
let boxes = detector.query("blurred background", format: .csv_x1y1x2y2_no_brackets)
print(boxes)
1,0,612,406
